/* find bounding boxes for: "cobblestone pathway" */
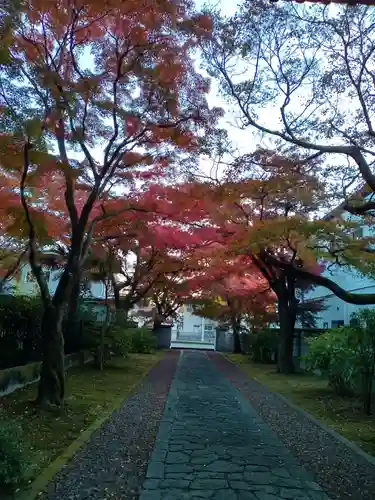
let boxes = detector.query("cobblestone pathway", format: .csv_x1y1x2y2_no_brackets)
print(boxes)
140,351,331,500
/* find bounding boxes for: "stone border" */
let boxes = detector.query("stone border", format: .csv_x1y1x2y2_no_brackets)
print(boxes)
14,355,164,500
224,354,375,467
143,350,183,481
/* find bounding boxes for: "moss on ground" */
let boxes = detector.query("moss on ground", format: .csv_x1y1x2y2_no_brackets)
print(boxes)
0,352,165,485
227,354,375,456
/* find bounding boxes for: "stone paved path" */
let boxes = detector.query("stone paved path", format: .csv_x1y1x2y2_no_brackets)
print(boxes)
140,351,331,500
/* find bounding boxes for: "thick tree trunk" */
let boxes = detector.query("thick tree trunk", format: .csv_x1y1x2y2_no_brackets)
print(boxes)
67,278,80,318
277,299,296,374
231,316,242,354
36,306,65,407
113,284,121,310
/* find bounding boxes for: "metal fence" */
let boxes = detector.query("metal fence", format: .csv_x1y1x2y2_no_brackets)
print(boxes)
176,330,216,345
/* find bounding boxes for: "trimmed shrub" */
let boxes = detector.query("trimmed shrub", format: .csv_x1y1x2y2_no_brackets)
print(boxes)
304,309,375,413
305,327,360,396
0,295,43,369
126,328,157,354
0,295,95,369
0,418,29,489
247,329,278,363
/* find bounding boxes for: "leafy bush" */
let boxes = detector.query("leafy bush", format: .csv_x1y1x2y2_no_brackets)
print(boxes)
247,329,278,363
109,325,132,357
305,327,359,395
0,418,29,489
304,309,375,413
0,295,97,369
0,295,43,369
125,328,157,354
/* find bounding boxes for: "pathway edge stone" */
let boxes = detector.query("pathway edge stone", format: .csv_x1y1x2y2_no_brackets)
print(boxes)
15,355,167,500
143,350,184,482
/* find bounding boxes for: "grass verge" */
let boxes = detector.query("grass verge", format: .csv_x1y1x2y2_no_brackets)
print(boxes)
0,352,165,490
227,354,375,456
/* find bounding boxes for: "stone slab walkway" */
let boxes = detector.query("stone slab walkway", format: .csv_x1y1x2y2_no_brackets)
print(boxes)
140,350,331,500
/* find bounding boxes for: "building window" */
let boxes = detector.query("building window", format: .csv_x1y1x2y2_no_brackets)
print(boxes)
331,320,344,329
353,227,363,239
204,324,213,331
323,322,328,330
186,304,193,312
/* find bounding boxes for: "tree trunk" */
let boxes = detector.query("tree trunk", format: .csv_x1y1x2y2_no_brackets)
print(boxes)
277,299,295,374
363,372,373,416
113,283,121,310
231,317,242,354
36,306,65,407
96,287,111,371
67,278,80,318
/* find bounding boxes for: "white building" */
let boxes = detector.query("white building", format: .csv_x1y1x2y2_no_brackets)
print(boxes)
2,260,108,321
170,304,218,350
304,199,375,328
10,263,106,299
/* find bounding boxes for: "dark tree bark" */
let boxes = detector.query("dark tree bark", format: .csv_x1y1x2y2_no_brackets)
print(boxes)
36,305,65,407
273,274,298,374
231,315,242,353
277,297,296,374
67,277,81,318
113,280,121,310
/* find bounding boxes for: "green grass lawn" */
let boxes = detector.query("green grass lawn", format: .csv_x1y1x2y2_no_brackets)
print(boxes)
0,352,165,485
227,354,375,456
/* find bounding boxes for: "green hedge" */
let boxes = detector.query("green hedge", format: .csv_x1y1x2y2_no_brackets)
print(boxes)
125,328,157,354
245,329,278,363
304,309,375,414
0,295,101,369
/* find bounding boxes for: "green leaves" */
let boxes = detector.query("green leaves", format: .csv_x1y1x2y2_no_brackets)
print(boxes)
305,309,375,407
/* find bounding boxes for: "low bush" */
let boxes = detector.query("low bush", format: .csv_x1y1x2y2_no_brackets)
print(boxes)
304,309,375,414
247,329,278,363
0,417,30,490
305,327,359,396
0,295,43,369
110,325,132,357
125,328,157,354
0,295,99,369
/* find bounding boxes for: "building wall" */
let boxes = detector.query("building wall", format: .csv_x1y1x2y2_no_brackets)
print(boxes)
171,304,218,343
7,263,106,300
304,210,375,327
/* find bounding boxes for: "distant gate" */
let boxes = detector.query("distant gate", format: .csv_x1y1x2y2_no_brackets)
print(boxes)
170,329,216,350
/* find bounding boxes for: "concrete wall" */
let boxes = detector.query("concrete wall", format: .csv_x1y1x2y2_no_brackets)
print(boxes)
0,350,93,397
215,328,234,353
153,326,172,349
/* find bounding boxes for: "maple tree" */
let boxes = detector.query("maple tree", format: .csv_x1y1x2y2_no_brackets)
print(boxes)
189,257,276,352
202,1,375,310
149,267,195,329
270,0,375,5
159,149,337,371
0,0,219,406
